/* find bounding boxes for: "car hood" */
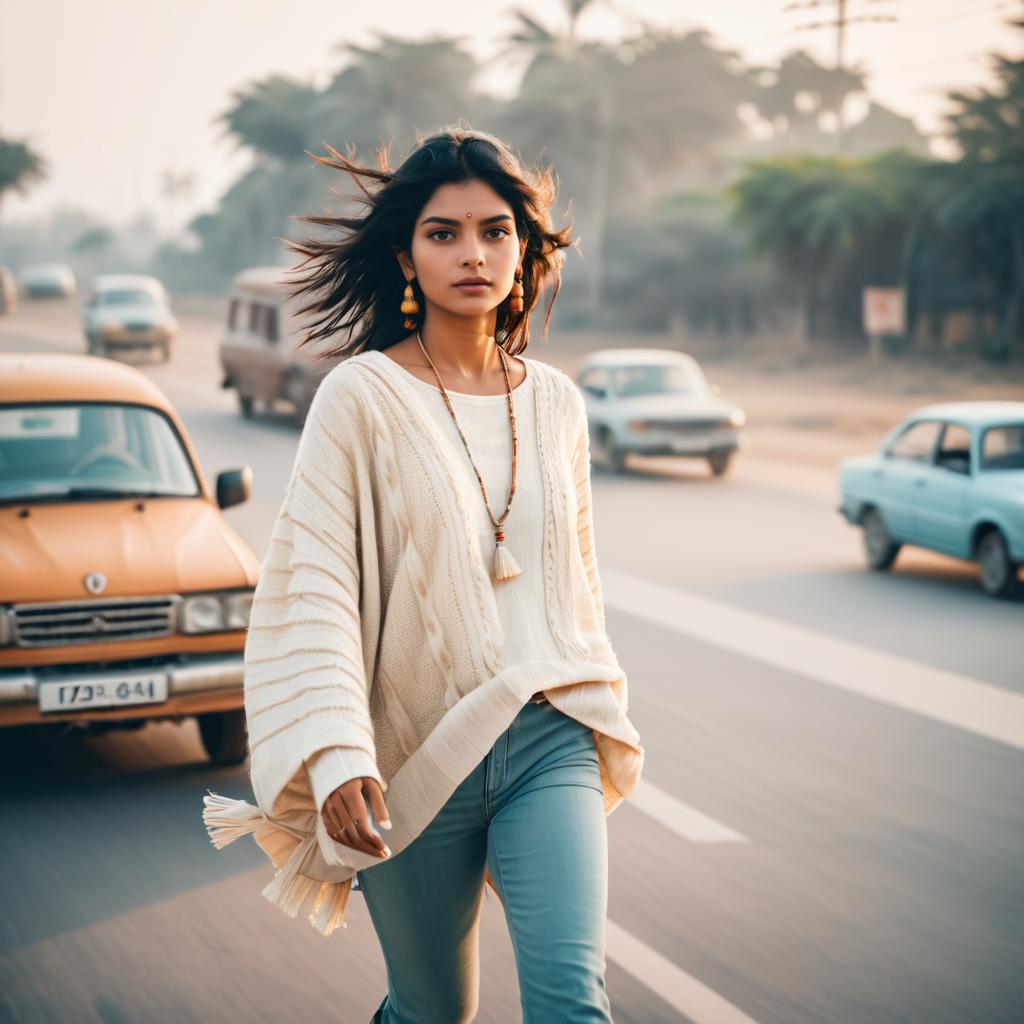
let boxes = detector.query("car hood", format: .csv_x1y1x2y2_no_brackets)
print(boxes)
0,498,259,603
608,393,739,419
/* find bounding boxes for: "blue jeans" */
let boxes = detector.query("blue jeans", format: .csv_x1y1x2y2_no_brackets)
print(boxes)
359,697,612,1024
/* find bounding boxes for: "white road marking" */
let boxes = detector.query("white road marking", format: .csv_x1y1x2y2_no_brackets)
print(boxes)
631,779,748,843
603,569,1024,752
606,918,763,1024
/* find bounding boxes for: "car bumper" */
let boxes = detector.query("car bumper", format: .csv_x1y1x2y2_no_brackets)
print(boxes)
621,431,743,456
98,333,172,348
0,651,243,726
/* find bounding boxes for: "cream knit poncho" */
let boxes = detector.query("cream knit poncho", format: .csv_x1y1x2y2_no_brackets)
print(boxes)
202,348,645,936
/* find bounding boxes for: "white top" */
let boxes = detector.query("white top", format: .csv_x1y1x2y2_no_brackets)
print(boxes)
396,363,564,669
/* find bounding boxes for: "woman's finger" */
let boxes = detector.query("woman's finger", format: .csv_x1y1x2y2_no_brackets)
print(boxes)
341,786,390,858
322,796,345,842
364,779,392,831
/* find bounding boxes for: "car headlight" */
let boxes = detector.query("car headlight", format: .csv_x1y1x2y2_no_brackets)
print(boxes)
0,608,11,647
727,408,746,428
180,590,254,633
627,420,650,432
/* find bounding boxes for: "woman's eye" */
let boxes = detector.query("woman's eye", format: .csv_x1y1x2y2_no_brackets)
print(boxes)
429,229,454,241
486,228,510,239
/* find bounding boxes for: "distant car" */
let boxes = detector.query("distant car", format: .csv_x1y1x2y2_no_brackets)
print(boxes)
575,348,746,475
218,266,345,423
838,402,1024,598
19,262,76,299
0,352,260,764
0,267,16,315
82,274,178,363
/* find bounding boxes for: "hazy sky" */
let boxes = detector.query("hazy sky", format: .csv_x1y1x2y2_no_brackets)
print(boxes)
2,0,1020,230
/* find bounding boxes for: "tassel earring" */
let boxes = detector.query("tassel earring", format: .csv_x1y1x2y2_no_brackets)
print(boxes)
401,281,420,330
509,271,524,314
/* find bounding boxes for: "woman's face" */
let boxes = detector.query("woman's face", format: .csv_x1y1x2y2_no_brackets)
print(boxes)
398,178,525,322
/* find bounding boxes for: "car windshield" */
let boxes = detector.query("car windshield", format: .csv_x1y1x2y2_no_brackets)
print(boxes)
610,363,706,398
100,289,159,306
0,403,200,503
980,423,1024,470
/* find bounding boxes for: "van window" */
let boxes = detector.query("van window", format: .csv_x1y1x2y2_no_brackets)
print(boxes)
265,305,279,343
227,298,240,330
248,303,262,334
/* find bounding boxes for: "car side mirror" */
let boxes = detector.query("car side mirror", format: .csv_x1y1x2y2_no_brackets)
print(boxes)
217,466,252,509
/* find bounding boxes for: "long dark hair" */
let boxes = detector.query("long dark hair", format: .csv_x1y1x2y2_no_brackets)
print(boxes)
283,124,575,358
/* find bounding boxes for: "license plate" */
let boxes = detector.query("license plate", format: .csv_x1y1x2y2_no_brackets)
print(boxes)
38,672,169,712
671,435,708,452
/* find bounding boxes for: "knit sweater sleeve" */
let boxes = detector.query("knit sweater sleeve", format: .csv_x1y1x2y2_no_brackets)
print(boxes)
567,377,622,672
243,365,384,820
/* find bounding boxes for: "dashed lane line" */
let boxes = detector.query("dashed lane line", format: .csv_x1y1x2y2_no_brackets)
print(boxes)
630,779,748,843
606,919,762,1024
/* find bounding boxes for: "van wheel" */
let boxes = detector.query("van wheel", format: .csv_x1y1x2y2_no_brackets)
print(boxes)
977,528,1019,599
237,391,254,418
862,508,900,570
198,710,248,766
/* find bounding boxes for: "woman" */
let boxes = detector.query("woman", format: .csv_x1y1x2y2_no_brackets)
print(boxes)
203,125,645,1024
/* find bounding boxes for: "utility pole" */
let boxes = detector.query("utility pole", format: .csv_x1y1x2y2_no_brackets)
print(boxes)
784,0,897,150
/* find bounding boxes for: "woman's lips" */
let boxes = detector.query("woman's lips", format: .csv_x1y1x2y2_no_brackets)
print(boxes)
455,282,490,292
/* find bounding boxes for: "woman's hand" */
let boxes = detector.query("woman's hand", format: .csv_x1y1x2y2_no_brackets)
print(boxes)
322,777,392,859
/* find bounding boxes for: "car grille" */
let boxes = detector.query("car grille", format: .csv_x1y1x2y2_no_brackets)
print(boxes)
650,418,726,432
10,596,179,648
125,322,154,332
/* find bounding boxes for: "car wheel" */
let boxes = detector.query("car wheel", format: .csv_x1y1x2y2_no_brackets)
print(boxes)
598,427,627,473
707,450,733,477
237,391,254,418
198,709,248,766
861,508,901,571
977,528,1019,599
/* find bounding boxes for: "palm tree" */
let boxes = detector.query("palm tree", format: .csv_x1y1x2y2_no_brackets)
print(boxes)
497,1,615,311
0,136,47,222
311,35,480,161
219,75,320,163
943,14,1024,350
730,155,895,344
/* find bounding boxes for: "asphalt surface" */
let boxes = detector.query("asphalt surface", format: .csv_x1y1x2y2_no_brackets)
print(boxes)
1,298,1020,1024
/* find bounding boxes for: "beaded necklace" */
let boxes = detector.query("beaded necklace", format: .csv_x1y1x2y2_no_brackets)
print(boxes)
415,330,523,582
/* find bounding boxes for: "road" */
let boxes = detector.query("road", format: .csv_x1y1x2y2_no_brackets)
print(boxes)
1,297,1021,1024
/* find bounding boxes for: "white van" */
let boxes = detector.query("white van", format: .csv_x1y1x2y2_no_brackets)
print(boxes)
217,266,346,423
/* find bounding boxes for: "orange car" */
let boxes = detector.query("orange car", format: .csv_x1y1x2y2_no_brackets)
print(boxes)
0,353,259,764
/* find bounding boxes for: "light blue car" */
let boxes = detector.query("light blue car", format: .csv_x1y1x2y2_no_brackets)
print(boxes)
838,402,1024,598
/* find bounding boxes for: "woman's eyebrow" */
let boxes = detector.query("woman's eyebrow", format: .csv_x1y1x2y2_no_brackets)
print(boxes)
420,214,513,227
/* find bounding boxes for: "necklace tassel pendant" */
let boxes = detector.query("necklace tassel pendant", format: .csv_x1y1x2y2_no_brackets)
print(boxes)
492,529,522,582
